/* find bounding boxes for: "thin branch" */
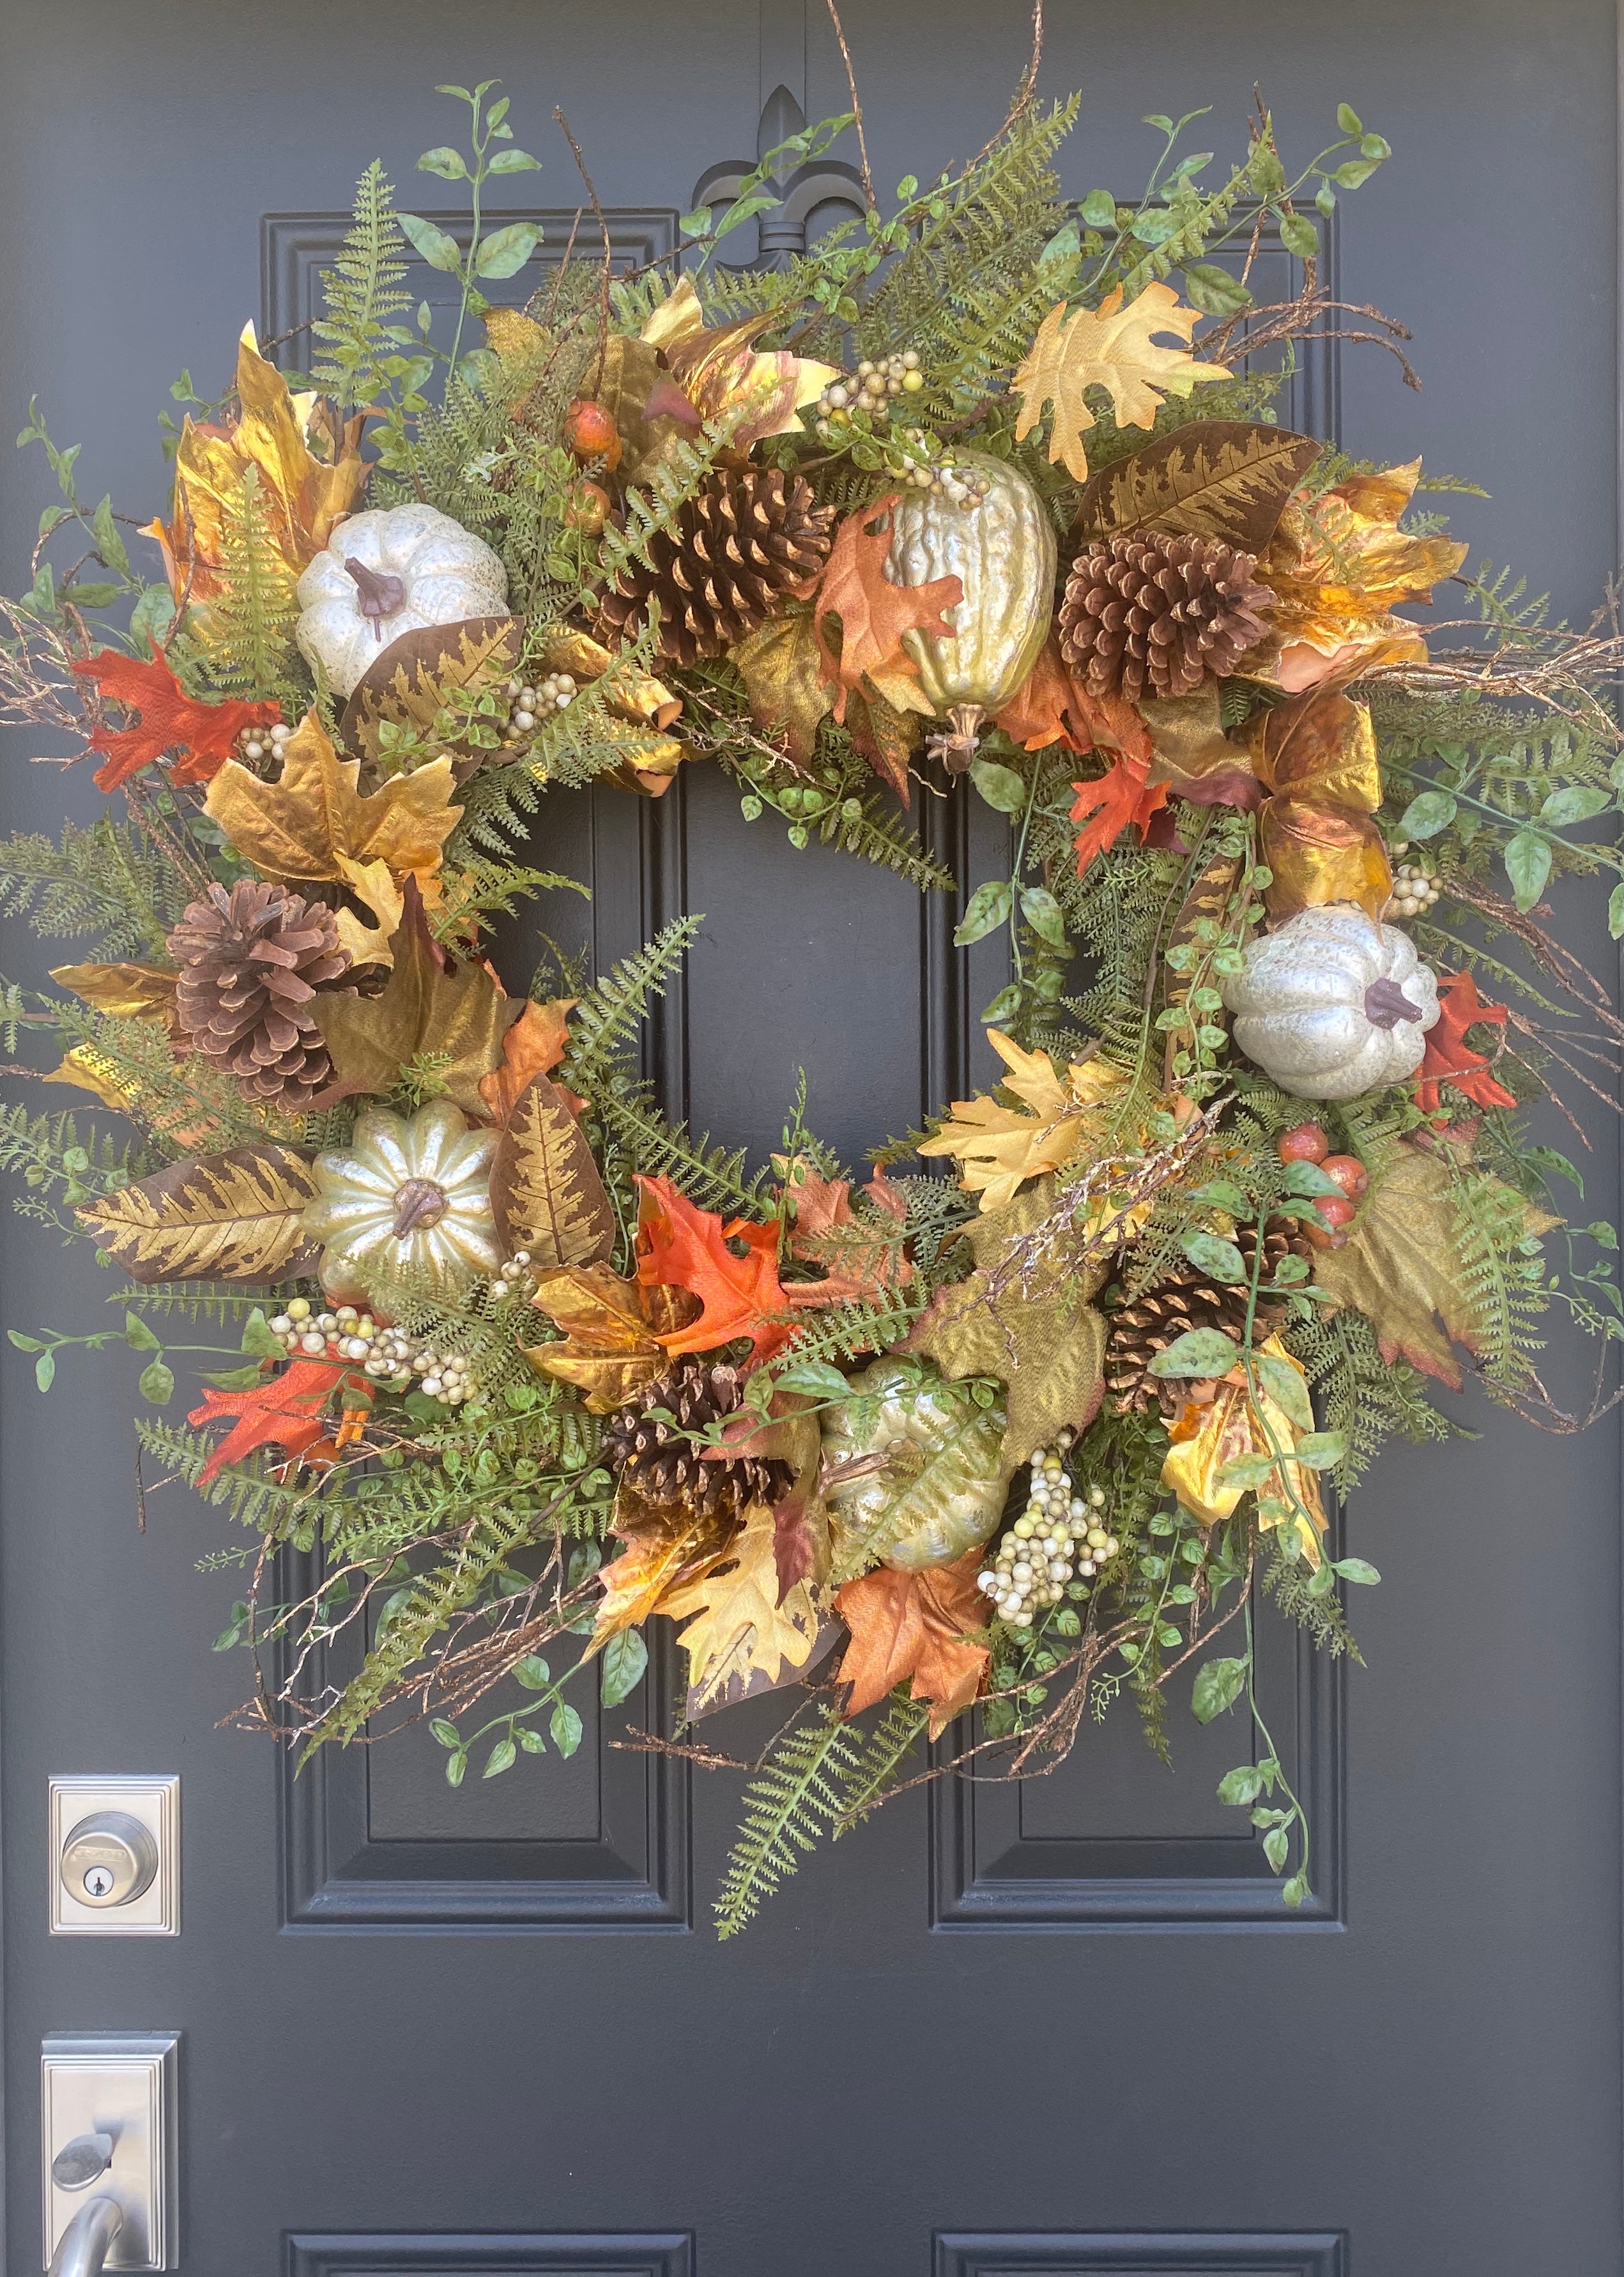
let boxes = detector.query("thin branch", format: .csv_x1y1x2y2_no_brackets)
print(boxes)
553,107,615,395
823,0,875,210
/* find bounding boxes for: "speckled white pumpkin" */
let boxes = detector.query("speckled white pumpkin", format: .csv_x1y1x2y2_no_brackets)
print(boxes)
302,1099,502,1303
1222,903,1441,1101
884,454,1055,714
295,504,508,696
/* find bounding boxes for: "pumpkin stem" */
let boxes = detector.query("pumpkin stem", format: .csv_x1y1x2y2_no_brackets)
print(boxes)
1363,977,1423,1029
928,702,986,777
391,1176,448,1238
345,556,407,634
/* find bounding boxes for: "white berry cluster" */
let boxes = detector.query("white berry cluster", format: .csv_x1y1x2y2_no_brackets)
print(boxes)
891,432,993,508
235,719,293,765
502,674,576,742
267,1298,473,1404
817,351,924,437
1385,846,1441,921
976,1432,1121,1628
487,1250,535,1301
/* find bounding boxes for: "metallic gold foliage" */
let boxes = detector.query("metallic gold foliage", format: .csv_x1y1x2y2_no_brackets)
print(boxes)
489,1071,615,1270
204,711,461,887
79,1144,319,1282
1161,1335,1326,1563
525,1267,700,1413
918,1030,1122,1212
1013,283,1227,483
1072,418,1320,551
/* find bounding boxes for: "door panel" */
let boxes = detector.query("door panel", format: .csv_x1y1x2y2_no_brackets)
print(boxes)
1,4,1620,2274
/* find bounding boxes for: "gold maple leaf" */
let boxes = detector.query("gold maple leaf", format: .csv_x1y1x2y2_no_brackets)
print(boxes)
918,1030,1122,1212
656,1500,827,1715
203,712,461,887
1161,1335,1327,1565
1013,284,1229,484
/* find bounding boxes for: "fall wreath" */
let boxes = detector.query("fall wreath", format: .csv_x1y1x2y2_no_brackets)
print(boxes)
4,42,1623,1933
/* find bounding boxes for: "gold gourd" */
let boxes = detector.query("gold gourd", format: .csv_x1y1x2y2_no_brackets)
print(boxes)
302,1099,502,1303
821,1358,1009,1576
884,452,1056,770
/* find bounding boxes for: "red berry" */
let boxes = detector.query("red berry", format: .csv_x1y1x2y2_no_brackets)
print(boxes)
1277,1121,1329,1165
1320,1153,1370,1199
563,398,622,470
1315,1193,1358,1229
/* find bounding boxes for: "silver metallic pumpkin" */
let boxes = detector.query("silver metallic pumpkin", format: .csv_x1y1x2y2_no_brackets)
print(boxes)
822,1358,1009,1575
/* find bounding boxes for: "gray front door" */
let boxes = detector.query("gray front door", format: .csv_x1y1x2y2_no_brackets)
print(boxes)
1,4,1618,2273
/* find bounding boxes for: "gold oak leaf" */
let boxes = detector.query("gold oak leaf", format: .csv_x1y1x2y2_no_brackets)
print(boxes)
918,1029,1122,1213
728,610,832,768
1012,284,1228,484
655,1500,827,1716
589,1500,739,1649
50,962,178,1025
203,710,461,885
340,617,524,770
905,1179,1108,1471
1071,419,1321,551
524,1266,700,1412
1313,1144,1557,1392
489,1071,615,1270
77,1144,319,1282
312,877,514,1116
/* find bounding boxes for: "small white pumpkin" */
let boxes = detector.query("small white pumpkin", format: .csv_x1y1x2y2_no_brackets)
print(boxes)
295,504,508,696
302,1098,502,1302
1222,902,1441,1101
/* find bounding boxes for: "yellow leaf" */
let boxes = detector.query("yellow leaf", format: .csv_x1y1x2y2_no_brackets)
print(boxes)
524,1266,698,1412
589,1501,737,1648
77,1144,319,1282
638,273,706,350
1161,1337,1325,1566
331,855,404,967
917,1030,1122,1212
656,1501,826,1715
203,710,461,884
49,962,178,1025
1012,284,1228,483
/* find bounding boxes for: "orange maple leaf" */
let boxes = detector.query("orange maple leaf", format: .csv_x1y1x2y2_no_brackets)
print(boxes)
813,497,962,723
188,1356,362,1483
835,1549,990,1739
1414,971,1517,1114
634,1175,793,1366
72,647,280,793
995,637,1153,765
1070,754,1170,871
781,1167,913,1308
477,996,579,1124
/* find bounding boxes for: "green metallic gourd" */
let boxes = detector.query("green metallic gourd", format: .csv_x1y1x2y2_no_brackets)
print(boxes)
884,452,1056,771
822,1358,1010,1578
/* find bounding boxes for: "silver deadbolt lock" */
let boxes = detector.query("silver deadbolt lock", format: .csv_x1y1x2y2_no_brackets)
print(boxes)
59,1814,158,1910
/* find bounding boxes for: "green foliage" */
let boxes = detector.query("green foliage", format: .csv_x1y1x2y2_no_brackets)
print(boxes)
195,466,303,709
715,1704,861,1937
1287,1305,1456,1496
832,1690,929,1834
312,161,414,410
0,816,184,958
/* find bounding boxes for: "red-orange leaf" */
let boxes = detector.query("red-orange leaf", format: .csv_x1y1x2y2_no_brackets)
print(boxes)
633,1175,793,1366
187,1356,360,1483
1070,754,1170,872
834,1548,990,1738
781,1167,912,1308
813,497,961,724
1414,971,1516,1114
72,647,280,793
995,638,1153,765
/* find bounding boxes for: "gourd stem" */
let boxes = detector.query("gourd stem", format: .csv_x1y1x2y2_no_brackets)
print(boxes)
392,1177,448,1238
1362,977,1423,1029
929,702,985,776
345,556,407,632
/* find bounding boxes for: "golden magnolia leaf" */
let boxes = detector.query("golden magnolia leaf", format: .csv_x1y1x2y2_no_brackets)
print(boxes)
531,627,682,732
905,1179,1108,1471
489,1071,615,1269
1012,284,1227,483
729,610,831,767
312,880,514,1117
203,712,461,885
50,962,178,1025
593,332,703,486
656,1500,827,1715
638,272,705,350
664,312,838,450
78,1144,319,1282
1313,1144,1555,1392
1248,689,1391,920
917,1030,1122,1213
1161,1337,1326,1565
1142,689,1259,801
1072,419,1320,550
339,617,524,769
524,1266,700,1411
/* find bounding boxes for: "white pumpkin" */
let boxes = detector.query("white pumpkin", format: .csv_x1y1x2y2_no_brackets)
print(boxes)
295,504,508,696
302,1099,502,1302
1222,903,1441,1101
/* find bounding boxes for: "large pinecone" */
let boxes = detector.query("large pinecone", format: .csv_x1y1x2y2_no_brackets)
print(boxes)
1058,530,1273,702
597,466,836,668
168,880,350,1109
1104,1218,1317,1417
602,1356,795,1519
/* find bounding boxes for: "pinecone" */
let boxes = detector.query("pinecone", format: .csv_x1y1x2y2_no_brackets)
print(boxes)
602,1356,795,1519
1103,1218,1316,1416
596,466,836,668
1058,530,1273,702
168,880,350,1109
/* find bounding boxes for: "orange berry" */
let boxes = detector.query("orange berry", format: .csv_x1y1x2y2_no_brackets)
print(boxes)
563,398,622,470
1320,1153,1370,1199
565,479,611,535
1315,1193,1358,1228
1277,1121,1329,1165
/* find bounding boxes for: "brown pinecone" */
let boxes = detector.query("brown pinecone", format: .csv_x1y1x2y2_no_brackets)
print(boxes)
596,466,836,668
1104,1218,1316,1416
168,880,350,1109
1057,530,1273,702
602,1356,794,1519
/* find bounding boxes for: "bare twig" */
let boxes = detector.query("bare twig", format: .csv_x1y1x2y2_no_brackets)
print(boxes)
553,107,615,395
823,0,875,210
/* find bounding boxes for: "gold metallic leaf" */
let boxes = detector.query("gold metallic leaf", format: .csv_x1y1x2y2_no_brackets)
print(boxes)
1013,284,1227,483
312,881,514,1117
524,1266,699,1411
655,1501,827,1715
729,610,832,767
331,855,404,968
917,1031,1122,1213
638,274,707,351
1160,1336,1325,1563
50,962,178,1025
1142,690,1261,806
663,313,838,452
340,617,524,771
905,1179,1108,1471
1072,419,1320,550
590,1502,737,1648
489,1071,615,1269
204,711,461,885
77,1144,319,1282
1249,689,1391,919
530,627,683,732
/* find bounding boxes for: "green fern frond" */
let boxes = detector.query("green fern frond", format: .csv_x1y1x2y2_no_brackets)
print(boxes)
832,1690,928,1834
715,1703,861,1938
0,816,182,958
312,160,413,409
559,916,703,1095
196,466,302,709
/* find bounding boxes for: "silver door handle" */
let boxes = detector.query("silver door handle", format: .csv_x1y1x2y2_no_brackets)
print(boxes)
46,2197,122,2277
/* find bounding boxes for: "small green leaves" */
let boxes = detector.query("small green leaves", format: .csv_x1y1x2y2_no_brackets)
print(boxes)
774,1359,854,1402
487,148,542,175
1337,102,1363,134
1181,1230,1246,1283
397,213,462,272
417,145,468,180
475,222,542,279
1182,263,1252,316
1399,788,1457,839
1080,188,1117,227
511,1653,551,1690
483,1736,517,1778
1503,829,1552,912
1149,1328,1241,1379
1257,1351,1314,1430
1191,1653,1249,1722
1333,1556,1381,1585
1538,785,1610,827
1278,211,1319,259
1281,1160,1345,1199
1019,885,1067,947
954,879,1013,946
1216,1762,1264,1805
599,1627,648,1708
137,1357,174,1406
549,1701,584,1758
968,758,1027,811
1292,1430,1346,1470
34,1350,55,1393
